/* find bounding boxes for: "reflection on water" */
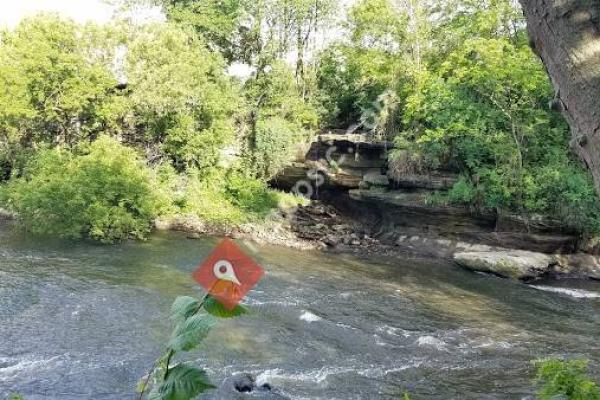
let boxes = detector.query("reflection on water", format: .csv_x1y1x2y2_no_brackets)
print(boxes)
1,223,599,399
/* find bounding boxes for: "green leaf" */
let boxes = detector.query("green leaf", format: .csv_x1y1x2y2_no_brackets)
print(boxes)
156,364,215,400
136,377,149,394
168,314,216,352
170,296,201,323
204,296,248,319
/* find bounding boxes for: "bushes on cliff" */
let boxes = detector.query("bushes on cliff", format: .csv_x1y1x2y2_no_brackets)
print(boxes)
397,38,563,194
314,0,600,234
394,37,600,232
1,136,165,243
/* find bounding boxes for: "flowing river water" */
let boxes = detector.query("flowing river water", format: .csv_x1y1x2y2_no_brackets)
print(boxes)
1,222,600,399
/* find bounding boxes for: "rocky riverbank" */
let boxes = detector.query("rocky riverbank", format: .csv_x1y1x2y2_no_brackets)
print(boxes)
154,211,322,251
4,198,600,281
300,201,600,281
3,125,600,282
263,133,600,282
157,199,600,282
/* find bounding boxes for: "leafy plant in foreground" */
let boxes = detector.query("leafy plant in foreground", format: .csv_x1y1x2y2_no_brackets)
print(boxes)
534,358,600,400
137,295,247,400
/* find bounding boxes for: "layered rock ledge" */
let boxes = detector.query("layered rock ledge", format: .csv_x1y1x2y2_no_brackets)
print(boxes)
268,134,600,281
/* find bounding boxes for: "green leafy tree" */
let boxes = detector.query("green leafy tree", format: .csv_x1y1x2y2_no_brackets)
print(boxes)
316,0,412,130
316,0,525,130
389,36,600,232
243,61,316,179
347,0,408,52
403,39,552,179
159,0,329,180
399,43,540,186
426,0,524,66
0,14,119,177
286,0,336,80
162,0,245,61
160,0,334,77
0,15,240,177
123,22,239,171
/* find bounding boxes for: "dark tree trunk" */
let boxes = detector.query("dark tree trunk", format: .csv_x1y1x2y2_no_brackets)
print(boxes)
518,0,600,191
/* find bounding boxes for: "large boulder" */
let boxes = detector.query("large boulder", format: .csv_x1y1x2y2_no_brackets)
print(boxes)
454,250,554,280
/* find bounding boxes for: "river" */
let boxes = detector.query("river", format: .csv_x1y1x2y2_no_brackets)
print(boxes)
1,223,599,399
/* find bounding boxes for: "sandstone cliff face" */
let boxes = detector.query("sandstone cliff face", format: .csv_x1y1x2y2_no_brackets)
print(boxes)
272,134,578,253
271,134,391,191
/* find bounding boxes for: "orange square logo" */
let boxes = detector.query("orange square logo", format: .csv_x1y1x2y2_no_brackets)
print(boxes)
193,239,264,310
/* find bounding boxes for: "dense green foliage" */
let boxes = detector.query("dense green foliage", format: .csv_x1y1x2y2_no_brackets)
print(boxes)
535,359,600,399
161,0,336,73
3,0,600,241
0,15,238,175
0,13,308,242
161,0,333,176
0,16,117,177
395,37,600,232
165,168,299,225
315,0,600,233
316,0,408,130
242,61,318,179
163,0,245,61
123,22,239,171
1,136,164,243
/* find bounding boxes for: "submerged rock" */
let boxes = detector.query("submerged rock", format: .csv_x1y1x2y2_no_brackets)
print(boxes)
454,250,554,280
209,373,290,400
416,335,447,351
551,253,600,280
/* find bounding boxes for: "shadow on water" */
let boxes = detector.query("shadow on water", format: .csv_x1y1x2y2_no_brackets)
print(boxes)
0,223,599,399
